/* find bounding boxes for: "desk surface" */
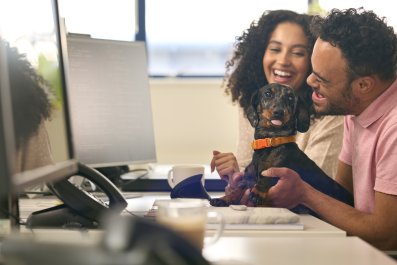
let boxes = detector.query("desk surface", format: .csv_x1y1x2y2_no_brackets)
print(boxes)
15,193,396,265
204,236,397,265
123,192,346,237
19,192,346,237
3,230,395,265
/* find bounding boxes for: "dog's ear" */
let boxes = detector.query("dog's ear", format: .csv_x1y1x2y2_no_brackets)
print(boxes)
246,90,260,128
295,97,311,133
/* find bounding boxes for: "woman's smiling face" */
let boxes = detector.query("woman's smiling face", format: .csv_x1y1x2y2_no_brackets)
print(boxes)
263,22,311,91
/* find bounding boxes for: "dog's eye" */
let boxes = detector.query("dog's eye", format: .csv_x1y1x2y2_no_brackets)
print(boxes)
288,96,294,102
265,92,272,98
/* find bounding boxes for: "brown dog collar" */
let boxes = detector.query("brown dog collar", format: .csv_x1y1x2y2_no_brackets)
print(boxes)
251,135,296,150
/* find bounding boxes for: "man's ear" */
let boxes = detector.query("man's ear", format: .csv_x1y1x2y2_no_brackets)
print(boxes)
296,97,311,133
247,90,259,128
352,76,375,96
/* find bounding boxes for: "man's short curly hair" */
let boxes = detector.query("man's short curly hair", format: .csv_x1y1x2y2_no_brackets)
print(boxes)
224,10,315,115
310,8,397,81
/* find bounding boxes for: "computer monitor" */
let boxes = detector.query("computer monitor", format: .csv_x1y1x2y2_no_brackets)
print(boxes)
0,0,78,225
0,40,18,226
64,34,156,174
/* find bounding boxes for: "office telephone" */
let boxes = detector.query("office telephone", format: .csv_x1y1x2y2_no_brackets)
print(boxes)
26,163,128,228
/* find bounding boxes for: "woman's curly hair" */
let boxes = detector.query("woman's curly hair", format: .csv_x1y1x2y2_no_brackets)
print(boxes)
224,10,315,115
4,40,54,149
311,8,397,81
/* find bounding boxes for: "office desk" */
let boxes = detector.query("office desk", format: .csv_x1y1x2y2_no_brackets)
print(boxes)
3,230,395,265
15,194,396,265
123,192,346,237
203,236,397,265
19,192,346,238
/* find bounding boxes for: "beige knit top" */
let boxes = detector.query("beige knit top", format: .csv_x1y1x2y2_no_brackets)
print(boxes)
15,121,54,195
236,107,344,179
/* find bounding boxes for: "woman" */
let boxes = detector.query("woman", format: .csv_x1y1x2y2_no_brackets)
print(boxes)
5,39,54,196
211,10,344,183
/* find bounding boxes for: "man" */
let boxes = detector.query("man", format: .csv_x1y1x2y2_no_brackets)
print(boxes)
259,8,397,250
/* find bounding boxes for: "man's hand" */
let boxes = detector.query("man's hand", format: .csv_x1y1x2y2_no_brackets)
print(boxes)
261,167,308,209
210,150,240,182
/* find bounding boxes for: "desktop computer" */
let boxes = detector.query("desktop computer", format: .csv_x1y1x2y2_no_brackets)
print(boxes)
0,0,129,230
0,0,79,230
65,35,156,170
64,34,226,192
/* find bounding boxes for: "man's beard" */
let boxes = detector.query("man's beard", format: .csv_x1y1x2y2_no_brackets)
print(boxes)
314,84,359,116
314,100,354,115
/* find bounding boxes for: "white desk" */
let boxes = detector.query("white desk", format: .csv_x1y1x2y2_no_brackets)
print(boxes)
3,230,395,265
15,193,397,265
124,192,346,237
19,192,345,237
203,236,397,265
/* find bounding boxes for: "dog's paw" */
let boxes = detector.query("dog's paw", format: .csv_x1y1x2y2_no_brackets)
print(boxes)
249,185,271,207
248,192,260,206
209,198,230,207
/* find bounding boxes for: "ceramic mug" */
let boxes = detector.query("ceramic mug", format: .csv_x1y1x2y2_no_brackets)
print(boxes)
156,199,224,250
167,165,205,188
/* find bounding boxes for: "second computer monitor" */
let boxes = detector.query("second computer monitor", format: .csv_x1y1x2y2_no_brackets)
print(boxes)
65,35,156,168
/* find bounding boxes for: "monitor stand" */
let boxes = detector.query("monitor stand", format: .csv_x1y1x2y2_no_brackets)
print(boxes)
96,165,130,187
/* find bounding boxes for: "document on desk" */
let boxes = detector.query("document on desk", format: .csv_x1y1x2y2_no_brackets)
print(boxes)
145,200,304,231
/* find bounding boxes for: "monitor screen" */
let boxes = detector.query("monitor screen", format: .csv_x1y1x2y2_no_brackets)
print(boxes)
65,34,156,168
0,0,78,193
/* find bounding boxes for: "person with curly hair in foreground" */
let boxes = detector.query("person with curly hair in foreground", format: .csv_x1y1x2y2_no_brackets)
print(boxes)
4,39,55,194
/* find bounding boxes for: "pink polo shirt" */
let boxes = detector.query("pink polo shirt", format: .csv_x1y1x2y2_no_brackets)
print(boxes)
339,78,397,213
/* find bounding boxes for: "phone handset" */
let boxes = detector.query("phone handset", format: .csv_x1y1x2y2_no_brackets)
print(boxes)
48,163,128,223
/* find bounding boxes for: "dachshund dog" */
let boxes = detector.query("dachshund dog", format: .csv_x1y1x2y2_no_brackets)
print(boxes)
210,83,354,215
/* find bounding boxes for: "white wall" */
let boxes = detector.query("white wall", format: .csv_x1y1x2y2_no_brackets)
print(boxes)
149,78,238,165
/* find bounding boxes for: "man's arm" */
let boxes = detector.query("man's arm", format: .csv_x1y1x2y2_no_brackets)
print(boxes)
334,161,353,193
263,167,397,250
303,180,397,250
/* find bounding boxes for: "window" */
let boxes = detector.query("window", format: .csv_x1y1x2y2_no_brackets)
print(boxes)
58,0,397,78
58,0,136,41
146,0,308,77
58,0,308,77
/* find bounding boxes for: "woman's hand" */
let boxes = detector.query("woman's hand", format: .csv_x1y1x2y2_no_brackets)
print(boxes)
225,171,252,205
210,150,240,182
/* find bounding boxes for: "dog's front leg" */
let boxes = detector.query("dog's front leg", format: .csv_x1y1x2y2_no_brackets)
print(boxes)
249,175,279,207
210,169,255,207
209,183,248,206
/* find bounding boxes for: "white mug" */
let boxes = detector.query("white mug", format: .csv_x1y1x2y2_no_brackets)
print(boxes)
156,199,224,250
167,165,205,188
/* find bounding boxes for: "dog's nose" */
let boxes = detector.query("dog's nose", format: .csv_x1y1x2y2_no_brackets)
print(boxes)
273,109,284,118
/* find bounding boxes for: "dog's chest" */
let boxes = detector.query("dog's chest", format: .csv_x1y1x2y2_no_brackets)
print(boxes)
252,143,301,173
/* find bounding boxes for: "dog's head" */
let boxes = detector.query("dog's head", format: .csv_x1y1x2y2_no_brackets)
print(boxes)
246,83,311,138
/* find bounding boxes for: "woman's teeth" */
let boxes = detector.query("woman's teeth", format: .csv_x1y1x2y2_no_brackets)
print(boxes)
274,69,291,77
